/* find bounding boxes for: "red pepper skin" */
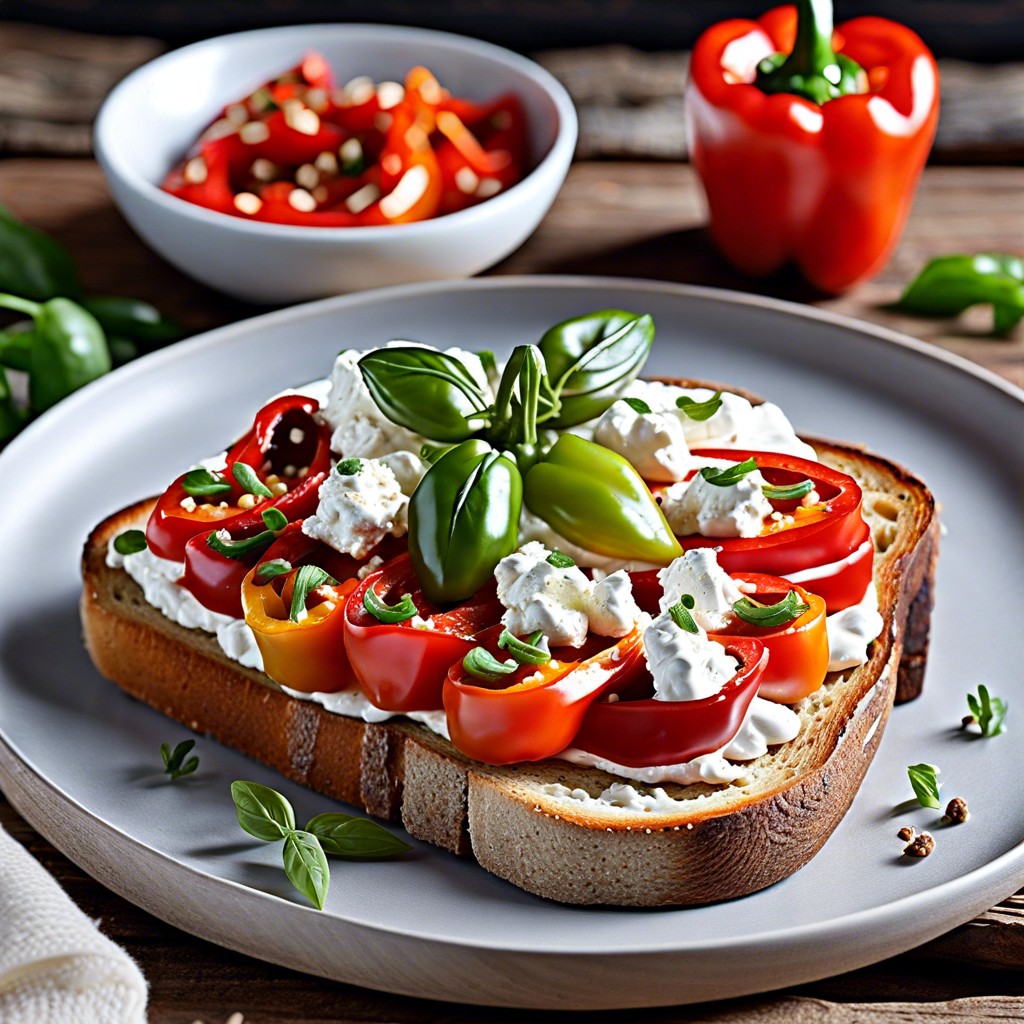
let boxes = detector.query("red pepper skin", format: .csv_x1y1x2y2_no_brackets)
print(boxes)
443,625,647,765
686,6,939,293
343,553,504,712
571,636,768,768
146,395,330,562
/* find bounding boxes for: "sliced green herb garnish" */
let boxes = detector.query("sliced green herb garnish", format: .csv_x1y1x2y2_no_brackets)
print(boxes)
207,507,287,559
305,812,412,858
160,739,199,780
546,550,576,568
497,629,549,666
621,396,652,415
907,763,941,809
289,565,338,623
762,479,814,502
669,594,699,634
181,466,231,498
462,646,519,682
113,529,147,555
336,457,363,476
677,391,722,421
363,587,418,624
732,590,809,628
255,558,292,582
966,684,1008,738
699,457,759,487
232,461,272,498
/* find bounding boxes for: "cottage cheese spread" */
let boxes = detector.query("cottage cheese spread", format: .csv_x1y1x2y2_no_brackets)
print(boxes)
658,549,746,631
593,399,692,482
661,464,774,538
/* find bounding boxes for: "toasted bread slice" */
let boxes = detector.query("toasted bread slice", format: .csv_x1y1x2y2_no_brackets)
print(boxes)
80,440,937,906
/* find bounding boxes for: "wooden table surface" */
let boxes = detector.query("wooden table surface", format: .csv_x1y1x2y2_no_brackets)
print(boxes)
1,157,1022,1023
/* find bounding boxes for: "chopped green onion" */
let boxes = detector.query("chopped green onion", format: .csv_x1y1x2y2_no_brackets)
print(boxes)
966,684,1008,738
289,565,338,623
336,457,363,476
113,529,147,555
622,397,652,415
255,558,292,582
232,462,272,498
181,467,231,498
762,479,814,502
732,590,809,628
206,507,288,560
262,507,288,532
546,550,575,568
676,391,722,421
462,646,518,683
907,763,941,810
669,595,698,634
699,457,758,487
497,629,549,666
363,587,418,624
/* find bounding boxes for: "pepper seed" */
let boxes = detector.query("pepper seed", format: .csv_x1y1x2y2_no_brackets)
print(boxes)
233,192,263,215
239,121,271,145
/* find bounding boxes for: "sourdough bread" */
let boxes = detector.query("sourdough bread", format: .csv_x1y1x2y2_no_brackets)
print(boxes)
80,441,937,906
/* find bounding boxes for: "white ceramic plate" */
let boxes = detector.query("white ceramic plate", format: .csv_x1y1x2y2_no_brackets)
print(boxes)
1,278,1021,1010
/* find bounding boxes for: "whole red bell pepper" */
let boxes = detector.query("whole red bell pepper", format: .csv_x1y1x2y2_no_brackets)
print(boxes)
686,0,939,294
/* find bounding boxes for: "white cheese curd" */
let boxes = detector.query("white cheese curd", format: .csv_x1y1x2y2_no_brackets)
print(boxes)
744,403,818,460
107,539,264,671
379,449,428,496
826,583,884,670
494,541,640,647
658,549,744,631
661,465,773,538
302,458,407,559
593,399,692,482
677,389,758,446
643,609,738,701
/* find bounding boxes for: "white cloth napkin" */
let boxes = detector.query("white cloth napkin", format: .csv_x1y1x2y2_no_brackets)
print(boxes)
0,823,148,1023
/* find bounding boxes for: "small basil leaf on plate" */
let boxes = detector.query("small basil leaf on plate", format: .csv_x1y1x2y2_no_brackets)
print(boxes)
230,780,296,841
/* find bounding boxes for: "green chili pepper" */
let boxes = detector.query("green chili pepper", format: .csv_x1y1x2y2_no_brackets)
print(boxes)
0,366,25,442
408,438,522,605
898,253,1024,335
0,325,34,373
81,296,184,345
524,433,682,564
107,335,139,367
537,310,654,428
489,344,550,471
0,205,80,301
755,0,866,105
0,294,111,413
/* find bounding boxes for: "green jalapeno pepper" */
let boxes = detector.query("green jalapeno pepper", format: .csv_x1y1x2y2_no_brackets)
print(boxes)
0,205,80,302
81,296,184,345
524,433,682,564
0,367,24,442
408,438,523,605
0,294,111,413
0,325,33,373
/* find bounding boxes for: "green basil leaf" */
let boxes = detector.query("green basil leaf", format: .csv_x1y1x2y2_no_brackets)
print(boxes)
463,646,519,682
182,467,232,498
497,629,549,666
336,457,362,476
255,558,292,582
230,780,295,841
733,591,809,628
359,346,490,442
363,587,418,624
546,550,575,568
669,595,699,634
676,391,723,422
289,564,337,623
282,830,330,910
538,310,654,428
113,529,147,555
164,739,195,772
699,458,759,487
0,204,81,301
168,756,199,780
232,462,272,498
907,763,942,810
762,479,814,502
621,396,652,415
306,812,412,859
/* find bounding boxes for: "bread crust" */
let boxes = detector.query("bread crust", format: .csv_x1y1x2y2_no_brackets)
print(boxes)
80,440,937,906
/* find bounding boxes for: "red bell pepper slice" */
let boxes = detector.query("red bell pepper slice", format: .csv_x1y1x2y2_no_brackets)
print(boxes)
146,395,330,563
443,625,647,765
686,4,939,293
343,553,503,712
571,636,768,768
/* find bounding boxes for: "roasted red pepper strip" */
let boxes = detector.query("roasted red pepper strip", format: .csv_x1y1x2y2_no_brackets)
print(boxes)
146,395,330,562
719,573,829,703
443,625,647,765
571,636,768,768
343,553,503,712
686,4,939,293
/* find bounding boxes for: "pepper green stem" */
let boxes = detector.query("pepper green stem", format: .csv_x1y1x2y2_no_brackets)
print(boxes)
754,0,866,105
0,293,42,318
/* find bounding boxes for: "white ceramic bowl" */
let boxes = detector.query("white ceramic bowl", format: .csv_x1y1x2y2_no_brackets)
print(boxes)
94,24,577,304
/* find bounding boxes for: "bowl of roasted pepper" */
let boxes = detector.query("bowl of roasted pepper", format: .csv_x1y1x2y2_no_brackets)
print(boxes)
95,24,577,304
